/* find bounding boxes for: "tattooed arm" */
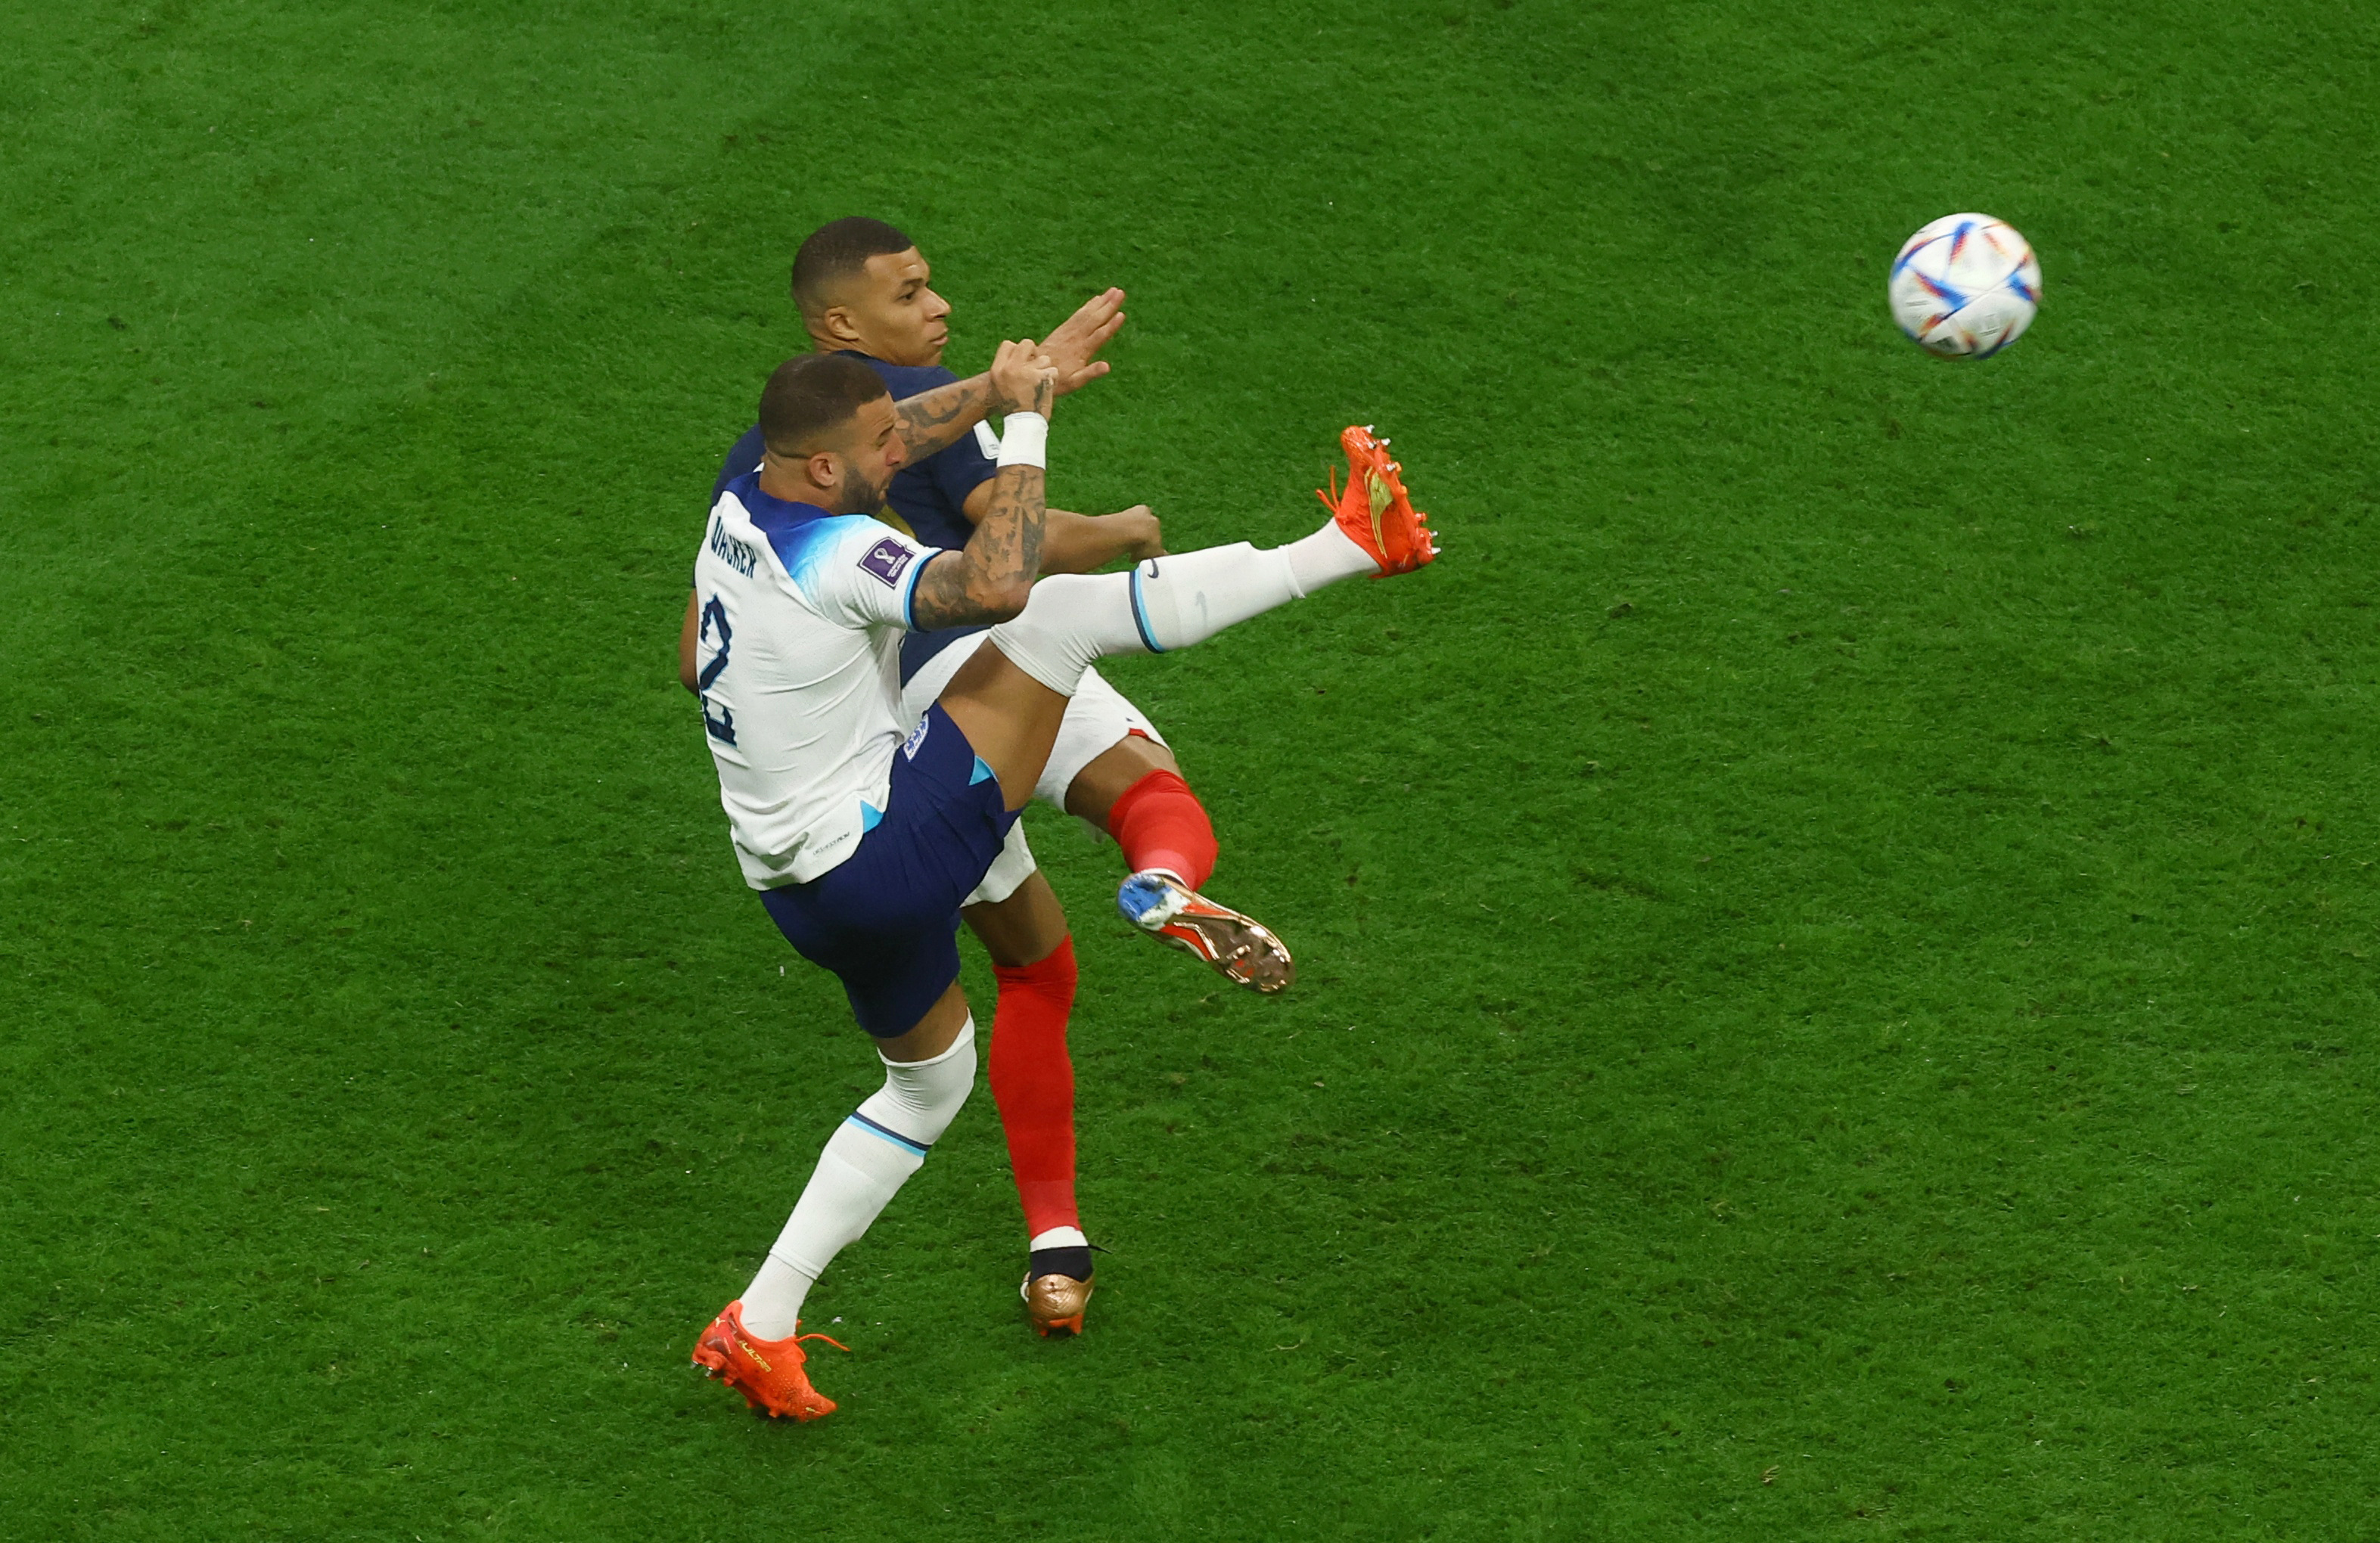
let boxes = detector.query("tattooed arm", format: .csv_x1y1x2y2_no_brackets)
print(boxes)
887,287,1126,461
959,482,1164,574
909,342,1059,629
891,373,1002,463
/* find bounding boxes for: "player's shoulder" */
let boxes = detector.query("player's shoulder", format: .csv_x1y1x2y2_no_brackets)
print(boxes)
778,513,932,627
783,511,923,571
721,480,928,598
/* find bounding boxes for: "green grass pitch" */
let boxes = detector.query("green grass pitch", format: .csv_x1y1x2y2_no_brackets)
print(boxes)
4,0,2377,1535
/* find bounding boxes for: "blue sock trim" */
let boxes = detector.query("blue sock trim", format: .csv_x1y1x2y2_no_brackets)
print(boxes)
1127,566,1164,654
845,1110,931,1157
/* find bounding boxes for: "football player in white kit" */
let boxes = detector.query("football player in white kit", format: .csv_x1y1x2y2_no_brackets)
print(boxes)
713,218,1295,1340
682,343,1437,1420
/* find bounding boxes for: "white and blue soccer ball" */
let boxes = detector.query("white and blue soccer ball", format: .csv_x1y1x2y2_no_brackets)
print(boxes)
1888,213,2041,359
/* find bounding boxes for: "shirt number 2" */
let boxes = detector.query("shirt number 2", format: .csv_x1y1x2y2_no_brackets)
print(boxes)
698,595,736,746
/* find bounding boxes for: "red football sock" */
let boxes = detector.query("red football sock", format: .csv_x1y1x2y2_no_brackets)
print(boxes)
1108,767,1218,889
988,936,1080,1243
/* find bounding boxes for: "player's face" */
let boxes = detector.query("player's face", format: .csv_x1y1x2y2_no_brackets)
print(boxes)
831,393,906,512
841,248,952,368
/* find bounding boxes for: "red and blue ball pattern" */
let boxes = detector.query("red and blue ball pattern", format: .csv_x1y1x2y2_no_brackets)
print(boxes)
1889,213,2043,359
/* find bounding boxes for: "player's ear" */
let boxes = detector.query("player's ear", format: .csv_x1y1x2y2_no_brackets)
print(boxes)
803,449,838,492
817,303,863,346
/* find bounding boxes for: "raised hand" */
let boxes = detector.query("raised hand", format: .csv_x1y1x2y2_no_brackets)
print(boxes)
989,337,1059,418
1039,287,1126,397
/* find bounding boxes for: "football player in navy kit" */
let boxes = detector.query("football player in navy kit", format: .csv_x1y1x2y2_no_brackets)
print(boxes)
706,219,1294,1337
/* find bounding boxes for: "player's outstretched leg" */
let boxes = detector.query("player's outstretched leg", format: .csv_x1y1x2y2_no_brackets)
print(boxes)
692,1010,977,1418
959,423,1437,994
966,423,1435,728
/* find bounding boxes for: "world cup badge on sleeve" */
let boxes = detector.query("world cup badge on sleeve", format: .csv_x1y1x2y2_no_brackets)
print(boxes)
859,536,917,588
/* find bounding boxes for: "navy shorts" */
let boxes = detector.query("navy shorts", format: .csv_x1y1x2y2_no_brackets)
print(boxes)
759,705,1016,1037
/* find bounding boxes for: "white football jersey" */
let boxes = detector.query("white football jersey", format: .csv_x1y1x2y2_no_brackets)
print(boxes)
691,472,940,888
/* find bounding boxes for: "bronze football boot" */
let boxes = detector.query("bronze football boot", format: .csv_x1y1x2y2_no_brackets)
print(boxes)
1021,1271,1094,1337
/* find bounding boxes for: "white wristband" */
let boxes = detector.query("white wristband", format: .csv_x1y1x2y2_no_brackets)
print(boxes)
996,411,1048,470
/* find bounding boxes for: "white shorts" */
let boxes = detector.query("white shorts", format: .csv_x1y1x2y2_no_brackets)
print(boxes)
899,632,1168,908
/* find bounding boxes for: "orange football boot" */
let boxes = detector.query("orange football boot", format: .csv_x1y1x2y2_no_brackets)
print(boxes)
690,1300,847,1421
1117,870,1294,994
1317,424,1438,576
1021,1271,1095,1337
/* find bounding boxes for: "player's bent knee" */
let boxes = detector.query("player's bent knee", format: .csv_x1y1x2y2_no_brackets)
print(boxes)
872,1017,977,1147
1064,734,1182,821
963,870,1067,967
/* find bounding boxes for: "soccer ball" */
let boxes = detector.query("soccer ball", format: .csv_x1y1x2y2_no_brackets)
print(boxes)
1888,213,2041,359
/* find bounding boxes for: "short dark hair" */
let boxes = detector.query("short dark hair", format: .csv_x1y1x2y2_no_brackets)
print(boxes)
758,353,890,457
790,217,915,322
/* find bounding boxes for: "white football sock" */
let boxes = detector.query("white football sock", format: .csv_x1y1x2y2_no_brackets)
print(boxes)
739,1019,978,1340
1284,520,1380,593
986,520,1372,697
